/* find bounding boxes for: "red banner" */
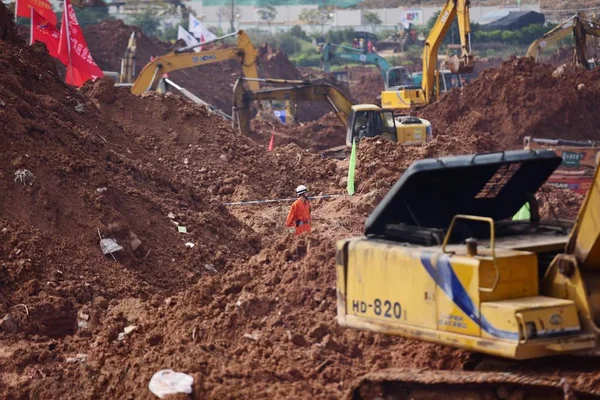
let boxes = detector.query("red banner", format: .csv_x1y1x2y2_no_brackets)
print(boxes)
58,0,103,87
16,0,57,26
31,9,67,65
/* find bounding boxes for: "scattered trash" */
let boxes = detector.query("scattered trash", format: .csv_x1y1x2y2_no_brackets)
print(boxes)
77,311,90,329
148,370,194,399
204,264,218,273
0,99,5,107
243,331,261,341
74,103,85,113
14,169,34,186
0,314,18,333
167,212,176,219
177,226,187,234
66,353,88,364
183,157,189,165
96,187,107,193
185,242,195,248
170,220,179,226
118,325,137,341
100,238,123,256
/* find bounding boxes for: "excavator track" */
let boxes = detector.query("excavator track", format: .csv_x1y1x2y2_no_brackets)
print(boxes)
350,369,600,400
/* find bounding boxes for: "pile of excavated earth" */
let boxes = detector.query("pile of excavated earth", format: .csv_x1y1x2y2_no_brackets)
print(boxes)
82,20,328,122
2,3,600,398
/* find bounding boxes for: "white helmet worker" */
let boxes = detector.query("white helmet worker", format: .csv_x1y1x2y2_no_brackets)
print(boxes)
296,184,308,196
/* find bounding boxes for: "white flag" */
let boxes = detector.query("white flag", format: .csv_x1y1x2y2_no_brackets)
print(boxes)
189,14,217,42
177,25,201,52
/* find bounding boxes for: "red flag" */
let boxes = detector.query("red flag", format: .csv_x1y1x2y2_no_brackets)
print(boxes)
16,0,57,26
58,0,103,87
30,9,67,65
268,131,275,151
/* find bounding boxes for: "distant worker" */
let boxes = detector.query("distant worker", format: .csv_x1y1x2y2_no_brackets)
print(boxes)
367,39,373,54
353,38,359,49
359,38,365,53
286,185,311,235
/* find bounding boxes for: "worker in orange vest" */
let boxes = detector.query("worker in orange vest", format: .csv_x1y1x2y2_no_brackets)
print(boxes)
286,185,311,235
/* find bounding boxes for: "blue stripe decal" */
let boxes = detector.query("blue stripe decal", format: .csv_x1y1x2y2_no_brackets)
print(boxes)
420,251,519,341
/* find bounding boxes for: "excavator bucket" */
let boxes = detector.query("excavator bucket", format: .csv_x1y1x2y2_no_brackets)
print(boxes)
350,369,600,399
446,54,475,74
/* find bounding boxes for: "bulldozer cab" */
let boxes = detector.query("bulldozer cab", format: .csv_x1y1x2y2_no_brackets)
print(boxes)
347,106,396,144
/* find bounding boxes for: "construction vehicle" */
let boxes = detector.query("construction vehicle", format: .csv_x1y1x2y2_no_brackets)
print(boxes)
525,136,600,194
232,77,432,154
318,43,415,90
381,0,474,110
527,12,600,70
130,30,291,123
336,149,600,397
131,30,260,95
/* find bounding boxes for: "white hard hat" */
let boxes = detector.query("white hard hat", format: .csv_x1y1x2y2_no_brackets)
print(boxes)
296,185,308,196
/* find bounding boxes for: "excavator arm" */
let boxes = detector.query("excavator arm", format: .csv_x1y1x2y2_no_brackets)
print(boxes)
320,43,391,79
527,13,600,68
526,16,575,60
131,30,259,95
422,0,474,103
232,78,354,136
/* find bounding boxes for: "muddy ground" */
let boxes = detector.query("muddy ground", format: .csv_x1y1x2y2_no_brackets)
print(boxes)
3,4,600,399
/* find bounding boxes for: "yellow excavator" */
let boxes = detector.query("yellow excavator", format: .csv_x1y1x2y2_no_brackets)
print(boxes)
337,149,600,397
527,12,600,70
130,30,296,123
131,30,260,95
232,77,432,155
381,0,474,110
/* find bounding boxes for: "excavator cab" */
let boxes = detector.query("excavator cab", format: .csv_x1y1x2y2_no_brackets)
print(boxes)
346,105,431,146
347,106,396,143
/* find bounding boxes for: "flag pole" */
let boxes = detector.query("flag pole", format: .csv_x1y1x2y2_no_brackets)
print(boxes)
64,0,74,83
29,7,33,45
14,0,18,22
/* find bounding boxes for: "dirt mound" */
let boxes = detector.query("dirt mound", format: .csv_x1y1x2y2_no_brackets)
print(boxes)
347,66,383,104
250,112,346,152
82,79,345,202
0,4,20,43
420,57,600,147
0,5,259,365
84,19,172,73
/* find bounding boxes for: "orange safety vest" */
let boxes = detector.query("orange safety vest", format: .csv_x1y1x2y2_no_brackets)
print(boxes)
286,198,311,235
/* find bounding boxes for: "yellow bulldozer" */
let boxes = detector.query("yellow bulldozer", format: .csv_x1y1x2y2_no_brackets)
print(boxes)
336,149,600,398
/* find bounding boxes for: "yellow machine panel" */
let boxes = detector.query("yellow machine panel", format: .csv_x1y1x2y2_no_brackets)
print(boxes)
381,88,426,110
481,297,581,341
344,239,437,330
396,125,426,144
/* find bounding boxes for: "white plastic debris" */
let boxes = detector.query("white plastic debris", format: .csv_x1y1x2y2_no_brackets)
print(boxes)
118,325,137,341
75,103,85,113
243,331,261,341
148,369,194,399
185,242,195,248
177,226,187,234
183,157,189,165
14,169,34,186
96,187,108,193
66,353,88,364
167,212,176,219
100,238,123,255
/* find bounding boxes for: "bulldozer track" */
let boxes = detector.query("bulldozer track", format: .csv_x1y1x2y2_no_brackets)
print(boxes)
350,369,600,400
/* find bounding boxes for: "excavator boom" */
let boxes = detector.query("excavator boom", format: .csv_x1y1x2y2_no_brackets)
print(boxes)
131,30,259,95
232,78,354,137
527,12,600,69
422,0,473,103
